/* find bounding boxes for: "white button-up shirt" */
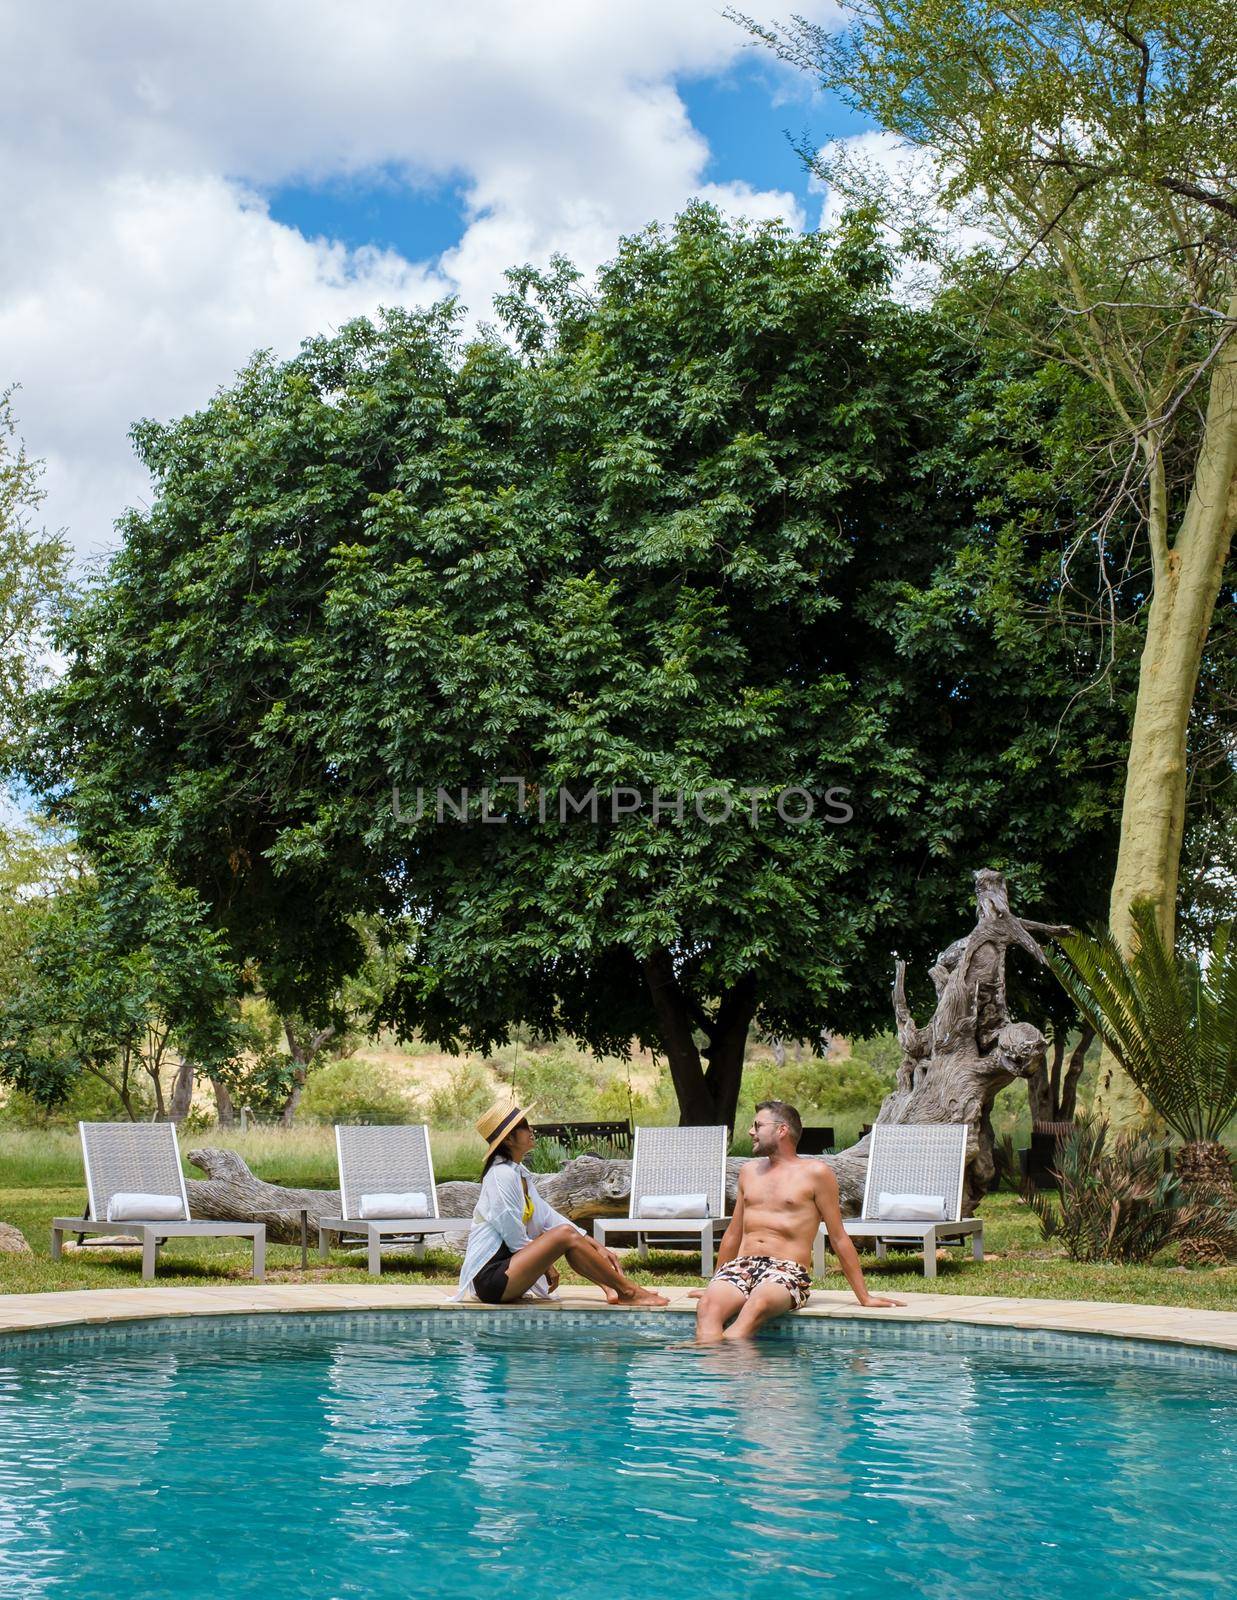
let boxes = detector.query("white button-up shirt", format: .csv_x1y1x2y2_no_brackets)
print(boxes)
455,1159,584,1300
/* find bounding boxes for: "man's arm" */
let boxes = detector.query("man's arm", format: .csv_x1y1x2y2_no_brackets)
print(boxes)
714,1182,745,1268
814,1165,905,1309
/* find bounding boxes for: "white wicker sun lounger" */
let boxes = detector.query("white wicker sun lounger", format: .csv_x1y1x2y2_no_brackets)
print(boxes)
812,1122,983,1279
317,1124,474,1276
592,1124,729,1277
51,1121,266,1281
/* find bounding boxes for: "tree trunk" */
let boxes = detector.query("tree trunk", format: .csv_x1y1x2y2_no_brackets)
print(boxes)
1098,299,1237,1125
641,950,714,1123
701,974,757,1130
1026,1035,1063,1124
1057,1024,1093,1122
1026,1023,1093,1123
211,1076,236,1127
278,1019,336,1127
88,1065,137,1121
1174,1140,1236,1266
167,1056,195,1123
641,951,755,1128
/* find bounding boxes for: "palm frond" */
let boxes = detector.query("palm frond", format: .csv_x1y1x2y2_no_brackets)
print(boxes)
1048,905,1237,1144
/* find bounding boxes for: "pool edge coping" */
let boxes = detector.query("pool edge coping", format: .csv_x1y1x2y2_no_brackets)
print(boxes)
1,1283,1235,1355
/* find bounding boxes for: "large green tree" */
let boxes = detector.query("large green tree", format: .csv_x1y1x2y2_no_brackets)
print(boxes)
738,0,1237,1122
26,208,1132,1126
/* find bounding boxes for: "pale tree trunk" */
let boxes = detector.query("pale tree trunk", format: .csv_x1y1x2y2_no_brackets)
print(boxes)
278,1018,336,1127
211,1076,236,1127
167,1056,195,1123
1097,297,1237,1125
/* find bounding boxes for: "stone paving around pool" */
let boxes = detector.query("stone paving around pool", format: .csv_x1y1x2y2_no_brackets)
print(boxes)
1,1283,1236,1353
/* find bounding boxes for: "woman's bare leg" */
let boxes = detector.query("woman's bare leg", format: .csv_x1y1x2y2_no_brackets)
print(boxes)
498,1226,667,1305
499,1226,581,1301
563,1233,668,1306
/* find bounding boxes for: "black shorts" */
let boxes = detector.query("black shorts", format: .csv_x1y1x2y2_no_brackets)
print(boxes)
473,1243,513,1304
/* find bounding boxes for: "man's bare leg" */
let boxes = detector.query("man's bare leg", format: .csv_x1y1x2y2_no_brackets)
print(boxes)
722,1281,795,1340
694,1280,748,1343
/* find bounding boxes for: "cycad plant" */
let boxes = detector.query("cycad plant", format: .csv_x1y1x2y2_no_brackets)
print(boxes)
1031,1116,1236,1265
1048,904,1236,1257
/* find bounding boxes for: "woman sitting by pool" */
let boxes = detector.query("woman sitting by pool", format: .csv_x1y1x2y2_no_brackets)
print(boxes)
458,1099,668,1307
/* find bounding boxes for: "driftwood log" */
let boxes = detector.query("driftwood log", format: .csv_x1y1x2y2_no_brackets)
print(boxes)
183,1146,642,1247
186,868,1061,1239
183,1144,859,1248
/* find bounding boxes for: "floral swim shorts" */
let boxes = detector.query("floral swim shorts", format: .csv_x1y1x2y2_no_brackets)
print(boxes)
711,1254,813,1311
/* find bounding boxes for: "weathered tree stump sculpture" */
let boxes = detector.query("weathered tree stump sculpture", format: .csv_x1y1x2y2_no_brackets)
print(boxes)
870,867,1067,1207
185,869,1064,1240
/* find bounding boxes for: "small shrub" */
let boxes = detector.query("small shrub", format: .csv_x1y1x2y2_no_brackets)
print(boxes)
847,1032,903,1082
299,1058,411,1125
0,1071,153,1127
1031,1116,1237,1264
744,1052,893,1118
525,1133,629,1173
423,1060,494,1125
513,1047,596,1118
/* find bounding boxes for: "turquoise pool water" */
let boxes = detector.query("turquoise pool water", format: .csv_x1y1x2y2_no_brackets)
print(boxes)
0,1314,1234,1600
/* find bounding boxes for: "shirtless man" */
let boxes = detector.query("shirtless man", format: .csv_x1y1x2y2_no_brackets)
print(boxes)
695,1100,904,1342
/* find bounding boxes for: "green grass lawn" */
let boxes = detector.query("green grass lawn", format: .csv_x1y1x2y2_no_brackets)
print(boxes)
1,1126,1233,1310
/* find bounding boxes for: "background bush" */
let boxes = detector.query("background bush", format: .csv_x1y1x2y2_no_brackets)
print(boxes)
298,1057,412,1125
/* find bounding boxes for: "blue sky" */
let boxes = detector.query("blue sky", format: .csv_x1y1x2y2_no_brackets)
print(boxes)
266,55,869,266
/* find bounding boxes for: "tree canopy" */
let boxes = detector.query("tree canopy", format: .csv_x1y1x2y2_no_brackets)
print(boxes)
737,0,1237,1122
24,206,1134,1124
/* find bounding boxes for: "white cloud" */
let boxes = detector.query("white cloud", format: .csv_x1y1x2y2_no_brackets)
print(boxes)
0,1,839,559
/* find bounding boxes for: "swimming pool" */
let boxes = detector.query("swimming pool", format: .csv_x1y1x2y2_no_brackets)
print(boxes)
0,1312,1233,1600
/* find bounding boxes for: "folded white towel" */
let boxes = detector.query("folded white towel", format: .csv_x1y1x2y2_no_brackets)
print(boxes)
358,1191,430,1219
106,1192,184,1222
875,1191,947,1222
637,1192,709,1219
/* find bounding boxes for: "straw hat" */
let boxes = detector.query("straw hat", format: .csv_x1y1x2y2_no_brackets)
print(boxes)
476,1096,537,1157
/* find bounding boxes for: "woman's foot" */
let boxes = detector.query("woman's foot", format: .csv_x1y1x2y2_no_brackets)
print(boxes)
616,1283,669,1307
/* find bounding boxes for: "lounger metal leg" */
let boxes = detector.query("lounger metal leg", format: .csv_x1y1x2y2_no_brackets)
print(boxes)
638,1233,649,1262
812,1227,825,1278
367,1228,382,1277
875,1239,888,1261
701,1228,712,1279
412,1237,426,1262
50,1225,63,1261
971,1230,984,1262
141,1228,158,1281
318,1226,331,1261
922,1227,938,1279
252,1230,266,1282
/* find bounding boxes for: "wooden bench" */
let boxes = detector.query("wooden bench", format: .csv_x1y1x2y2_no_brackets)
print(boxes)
531,1119,633,1154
